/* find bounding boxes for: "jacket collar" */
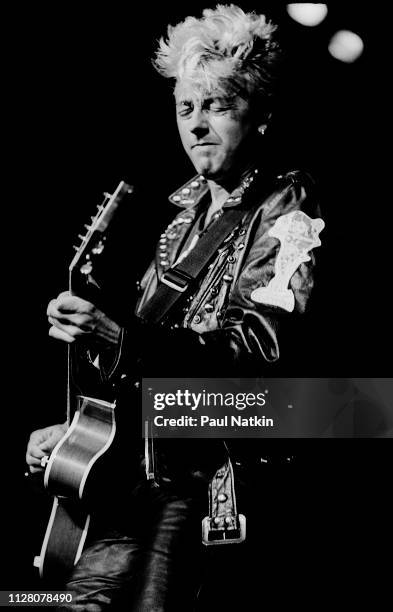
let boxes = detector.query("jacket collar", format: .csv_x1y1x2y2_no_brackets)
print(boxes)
168,175,209,209
168,166,260,210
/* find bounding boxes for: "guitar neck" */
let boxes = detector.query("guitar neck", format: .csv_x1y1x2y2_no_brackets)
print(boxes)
64,180,133,423
66,269,73,425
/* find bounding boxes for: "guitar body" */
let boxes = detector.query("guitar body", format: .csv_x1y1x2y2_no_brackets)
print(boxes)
36,181,134,581
44,395,117,500
35,498,90,583
36,395,116,580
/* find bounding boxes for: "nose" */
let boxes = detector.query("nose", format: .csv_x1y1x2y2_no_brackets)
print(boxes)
189,108,209,139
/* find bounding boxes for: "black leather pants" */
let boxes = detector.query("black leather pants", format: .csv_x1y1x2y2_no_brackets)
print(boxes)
61,481,203,611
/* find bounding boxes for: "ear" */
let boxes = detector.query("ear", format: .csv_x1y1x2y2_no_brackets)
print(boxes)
257,112,272,135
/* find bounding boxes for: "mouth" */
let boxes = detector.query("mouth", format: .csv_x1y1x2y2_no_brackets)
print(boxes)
192,143,218,149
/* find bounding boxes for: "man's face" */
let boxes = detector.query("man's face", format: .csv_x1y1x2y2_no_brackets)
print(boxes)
175,81,256,181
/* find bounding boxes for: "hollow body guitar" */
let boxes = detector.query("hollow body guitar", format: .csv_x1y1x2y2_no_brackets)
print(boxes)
35,181,133,582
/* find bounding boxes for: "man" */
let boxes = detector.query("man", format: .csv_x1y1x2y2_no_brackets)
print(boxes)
26,5,322,610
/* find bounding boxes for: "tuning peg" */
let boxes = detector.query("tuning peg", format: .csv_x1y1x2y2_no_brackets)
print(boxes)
72,245,79,251
77,234,86,241
92,240,105,255
80,261,93,275
103,192,111,198
84,224,91,230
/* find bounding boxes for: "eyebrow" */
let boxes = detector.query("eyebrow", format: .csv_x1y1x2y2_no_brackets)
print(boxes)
176,95,236,107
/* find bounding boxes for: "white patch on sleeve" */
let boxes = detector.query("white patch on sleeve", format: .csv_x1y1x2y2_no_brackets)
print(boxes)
251,210,324,312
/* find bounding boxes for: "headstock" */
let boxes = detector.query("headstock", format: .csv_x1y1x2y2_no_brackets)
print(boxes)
69,180,133,295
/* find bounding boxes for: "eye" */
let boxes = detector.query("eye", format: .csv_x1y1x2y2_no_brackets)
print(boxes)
177,101,193,117
209,98,234,113
210,105,230,113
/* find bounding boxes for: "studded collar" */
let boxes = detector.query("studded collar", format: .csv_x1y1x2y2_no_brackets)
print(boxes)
168,167,261,211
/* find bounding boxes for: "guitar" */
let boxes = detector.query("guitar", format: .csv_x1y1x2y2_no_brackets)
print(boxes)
34,180,133,582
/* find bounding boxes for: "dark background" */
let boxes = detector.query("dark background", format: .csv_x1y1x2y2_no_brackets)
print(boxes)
4,1,391,595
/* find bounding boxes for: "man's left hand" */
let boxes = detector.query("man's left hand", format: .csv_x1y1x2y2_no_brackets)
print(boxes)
47,291,121,347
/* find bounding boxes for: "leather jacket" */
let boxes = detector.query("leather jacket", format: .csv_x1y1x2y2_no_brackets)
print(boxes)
108,166,322,379
94,166,323,496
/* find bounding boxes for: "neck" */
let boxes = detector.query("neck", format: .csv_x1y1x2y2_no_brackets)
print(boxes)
207,161,256,210
207,181,231,211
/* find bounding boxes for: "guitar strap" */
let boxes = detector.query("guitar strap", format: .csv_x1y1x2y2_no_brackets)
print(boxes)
138,207,246,324
138,206,249,543
202,458,246,546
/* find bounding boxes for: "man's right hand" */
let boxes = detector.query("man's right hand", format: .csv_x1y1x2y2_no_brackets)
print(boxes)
26,423,67,474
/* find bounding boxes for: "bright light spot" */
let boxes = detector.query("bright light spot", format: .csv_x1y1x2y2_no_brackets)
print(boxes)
287,3,328,26
328,30,364,63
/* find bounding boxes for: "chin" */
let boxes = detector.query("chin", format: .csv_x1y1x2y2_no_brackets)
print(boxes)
190,153,221,178
194,161,224,180
201,167,230,183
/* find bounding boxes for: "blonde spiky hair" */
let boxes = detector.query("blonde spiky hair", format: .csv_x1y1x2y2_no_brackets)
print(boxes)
153,4,281,107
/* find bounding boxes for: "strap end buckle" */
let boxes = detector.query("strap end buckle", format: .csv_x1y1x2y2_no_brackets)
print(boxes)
201,514,246,546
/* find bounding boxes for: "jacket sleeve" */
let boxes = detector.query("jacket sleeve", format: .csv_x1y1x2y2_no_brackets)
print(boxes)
102,172,323,379
200,171,321,373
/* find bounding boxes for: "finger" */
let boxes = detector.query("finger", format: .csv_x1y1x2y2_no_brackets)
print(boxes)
26,451,45,466
40,438,60,451
57,295,95,314
29,465,44,474
47,298,79,319
26,444,46,461
48,312,93,330
48,318,87,338
47,294,93,318
47,299,59,318
48,325,75,343
26,456,43,467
